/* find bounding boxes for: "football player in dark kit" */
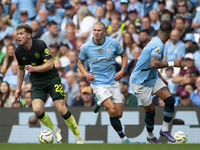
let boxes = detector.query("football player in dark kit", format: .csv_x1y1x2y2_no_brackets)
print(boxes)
14,24,84,144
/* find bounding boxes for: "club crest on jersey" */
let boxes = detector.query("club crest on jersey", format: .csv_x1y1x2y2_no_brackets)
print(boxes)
106,48,111,53
98,49,103,54
156,47,160,52
22,57,26,60
34,52,40,58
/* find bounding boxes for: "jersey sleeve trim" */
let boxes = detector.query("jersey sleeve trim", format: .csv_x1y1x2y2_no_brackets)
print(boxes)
79,57,86,61
118,50,124,55
151,53,161,59
141,68,151,71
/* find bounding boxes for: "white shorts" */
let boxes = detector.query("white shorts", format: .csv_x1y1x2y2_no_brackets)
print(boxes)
91,82,122,105
131,78,166,106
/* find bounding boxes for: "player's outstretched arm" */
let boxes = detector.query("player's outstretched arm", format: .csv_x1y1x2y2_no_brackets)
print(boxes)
151,56,168,69
78,59,95,81
14,67,25,101
151,57,183,69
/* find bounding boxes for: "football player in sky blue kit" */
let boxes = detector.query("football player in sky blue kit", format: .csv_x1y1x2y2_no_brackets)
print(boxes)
130,23,184,144
78,21,132,143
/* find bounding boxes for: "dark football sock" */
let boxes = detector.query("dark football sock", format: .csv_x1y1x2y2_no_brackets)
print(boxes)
110,117,125,138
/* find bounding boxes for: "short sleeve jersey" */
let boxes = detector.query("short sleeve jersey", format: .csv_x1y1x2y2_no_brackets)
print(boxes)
130,36,164,87
15,39,59,83
79,36,124,86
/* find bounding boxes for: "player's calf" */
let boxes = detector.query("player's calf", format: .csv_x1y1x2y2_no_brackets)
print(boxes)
161,96,176,142
163,96,175,122
145,110,155,133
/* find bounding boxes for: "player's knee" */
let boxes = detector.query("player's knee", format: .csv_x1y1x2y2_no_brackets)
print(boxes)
117,114,122,118
108,107,117,117
33,107,43,116
164,96,175,112
117,111,123,118
57,105,67,115
54,100,67,115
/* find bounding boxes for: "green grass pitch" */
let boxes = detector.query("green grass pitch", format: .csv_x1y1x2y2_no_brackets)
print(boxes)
0,144,200,150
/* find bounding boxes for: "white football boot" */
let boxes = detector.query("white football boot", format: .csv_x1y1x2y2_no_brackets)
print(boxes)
76,136,84,144
54,128,62,143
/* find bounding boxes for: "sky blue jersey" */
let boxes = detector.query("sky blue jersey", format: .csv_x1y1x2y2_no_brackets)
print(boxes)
130,36,164,87
79,36,124,86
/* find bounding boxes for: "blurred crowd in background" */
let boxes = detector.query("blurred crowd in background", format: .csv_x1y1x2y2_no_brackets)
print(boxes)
0,0,200,108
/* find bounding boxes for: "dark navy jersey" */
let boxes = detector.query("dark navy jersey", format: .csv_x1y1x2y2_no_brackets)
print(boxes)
15,39,59,83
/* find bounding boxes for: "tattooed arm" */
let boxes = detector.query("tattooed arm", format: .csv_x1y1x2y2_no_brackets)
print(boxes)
151,57,168,69
151,57,183,69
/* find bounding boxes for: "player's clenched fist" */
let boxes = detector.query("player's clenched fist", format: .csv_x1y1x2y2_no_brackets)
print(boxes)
84,72,95,81
174,60,184,67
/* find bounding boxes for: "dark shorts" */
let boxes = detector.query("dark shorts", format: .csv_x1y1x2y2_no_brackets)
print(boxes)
31,78,65,103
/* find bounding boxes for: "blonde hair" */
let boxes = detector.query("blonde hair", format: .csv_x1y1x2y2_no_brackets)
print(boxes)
94,21,106,29
0,16,12,26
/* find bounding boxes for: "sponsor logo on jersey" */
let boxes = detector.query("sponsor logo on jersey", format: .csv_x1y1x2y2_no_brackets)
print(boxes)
45,48,51,56
34,52,40,58
31,62,36,66
98,49,102,54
